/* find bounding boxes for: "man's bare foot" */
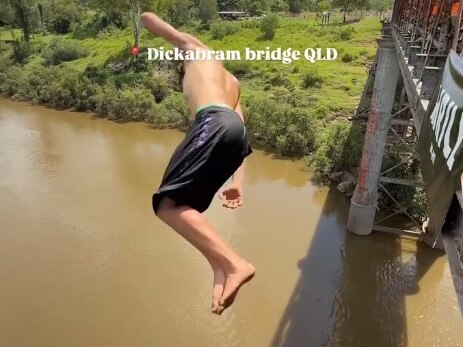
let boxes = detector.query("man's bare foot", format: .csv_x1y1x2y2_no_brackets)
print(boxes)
219,261,255,312
211,268,226,314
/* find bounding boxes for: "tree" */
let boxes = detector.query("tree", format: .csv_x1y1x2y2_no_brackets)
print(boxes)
288,0,303,14
198,0,217,24
317,0,330,13
332,0,368,22
0,0,35,42
166,0,192,26
87,0,155,45
37,3,45,34
271,0,289,12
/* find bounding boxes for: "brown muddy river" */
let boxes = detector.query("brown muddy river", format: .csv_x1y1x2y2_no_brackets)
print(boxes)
0,97,462,347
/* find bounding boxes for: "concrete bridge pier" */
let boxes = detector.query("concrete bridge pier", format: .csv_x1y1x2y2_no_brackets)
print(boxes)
348,38,400,235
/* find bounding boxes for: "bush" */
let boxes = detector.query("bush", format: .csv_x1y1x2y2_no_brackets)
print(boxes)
245,97,317,155
241,19,260,29
301,71,323,89
11,40,31,64
47,0,82,34
266,71,292,87
210,21,241,40
260,13,279,40
341,52,356,63
339,26,355,41
95,84,155,121
142,73,170,103
0,64,99,110
42,38,89,65
149,93,190,128
308,119,363,174
224,60,255,77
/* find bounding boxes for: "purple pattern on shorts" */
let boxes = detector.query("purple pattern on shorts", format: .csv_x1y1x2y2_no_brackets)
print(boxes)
196,118,212,148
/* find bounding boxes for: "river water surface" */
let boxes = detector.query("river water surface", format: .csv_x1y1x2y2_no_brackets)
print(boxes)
0,97,462,347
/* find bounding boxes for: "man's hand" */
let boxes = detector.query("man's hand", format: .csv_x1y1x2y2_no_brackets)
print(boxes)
219,185,243,209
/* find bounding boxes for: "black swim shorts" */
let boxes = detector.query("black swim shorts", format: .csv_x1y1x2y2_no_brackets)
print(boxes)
152,105,253,214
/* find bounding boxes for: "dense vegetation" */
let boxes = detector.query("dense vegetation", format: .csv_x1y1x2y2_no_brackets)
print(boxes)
1,0,428,220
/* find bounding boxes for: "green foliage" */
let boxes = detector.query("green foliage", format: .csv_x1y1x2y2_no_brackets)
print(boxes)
95,84,155,121
270,0,289,12
198,0,218,24
301,71,323,89
240,19,260,29
224,60,256,77
167,0,193,27
308,120,363,174
149,93,190,128
0,64,98,109
42,37,89,65
210,20,240,40
339,26,355,41
341,52,355,62
11,40,31,64
260,13,279,40
141,73,170,103
288,0,303,13
265,71,292,88
47,0,82,34
245,96,317,156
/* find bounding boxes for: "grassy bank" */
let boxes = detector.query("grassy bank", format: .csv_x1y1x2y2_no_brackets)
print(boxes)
0,14,380,172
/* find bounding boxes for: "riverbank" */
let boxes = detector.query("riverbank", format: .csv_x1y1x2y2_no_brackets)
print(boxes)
0,14,429,220
0,15,379,166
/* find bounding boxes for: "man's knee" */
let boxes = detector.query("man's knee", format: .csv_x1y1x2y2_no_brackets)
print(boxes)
156,196,177,221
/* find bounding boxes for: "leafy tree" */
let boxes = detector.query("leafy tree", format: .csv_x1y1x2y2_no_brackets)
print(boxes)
271,0,289,12
288,0,303,14
0,0,35,41
37,2,45,34
332,0,368,22
198,0,217,24
166,0,192,26
317,0,330,13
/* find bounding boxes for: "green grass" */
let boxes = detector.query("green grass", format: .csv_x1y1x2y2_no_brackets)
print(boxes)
0,14,380,116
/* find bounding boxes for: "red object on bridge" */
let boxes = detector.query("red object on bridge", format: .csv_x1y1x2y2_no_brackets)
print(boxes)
432,0,440,16
131,46,140,56
451,1,461,17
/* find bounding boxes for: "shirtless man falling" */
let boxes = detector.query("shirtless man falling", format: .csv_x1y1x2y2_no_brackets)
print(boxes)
141,12,255,315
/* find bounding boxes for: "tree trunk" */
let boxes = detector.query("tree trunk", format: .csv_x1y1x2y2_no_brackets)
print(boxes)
38,3,46,35
11,1,30,42
343,10,347,23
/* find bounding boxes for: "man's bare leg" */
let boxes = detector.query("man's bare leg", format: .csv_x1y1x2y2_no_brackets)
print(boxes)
156,198,255,314
142,12,255,314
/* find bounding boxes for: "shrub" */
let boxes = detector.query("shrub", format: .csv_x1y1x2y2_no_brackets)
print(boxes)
301,71,323,89
149,93,190,128
260,13,279,40
245,97,317,155
95,84,155,121
308,120,363,174
241,19,260,29
341,52,357,63
224,60,255,77
339,26,354,41
47,0,82,34
142,73,170,103
42,38,89,65
210,21,240,40
266,72,292,87
11,40,31,64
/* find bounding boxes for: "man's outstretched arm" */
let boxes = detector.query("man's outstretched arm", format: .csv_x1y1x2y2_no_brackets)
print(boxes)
219,102,247,209
141,12,207,51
